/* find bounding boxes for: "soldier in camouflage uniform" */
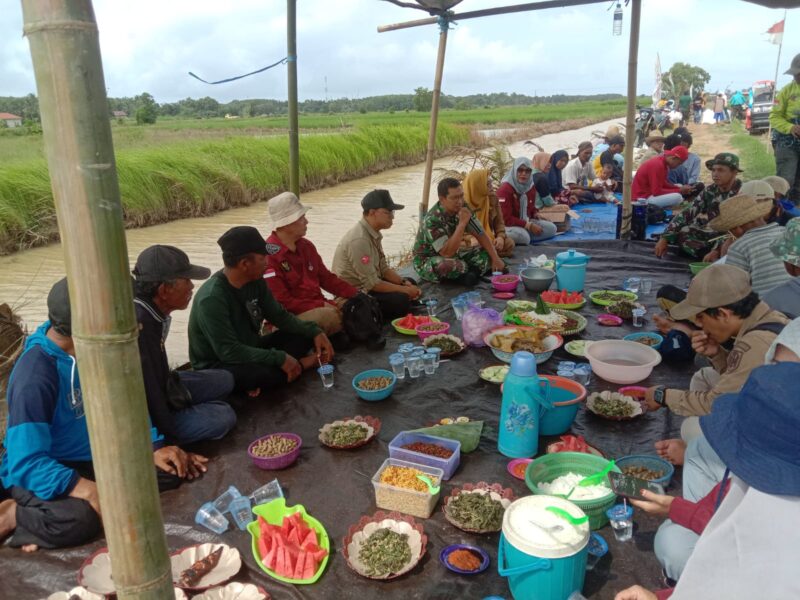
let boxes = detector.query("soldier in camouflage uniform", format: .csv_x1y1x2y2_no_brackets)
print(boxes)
654,152,743,260
413,178,506,282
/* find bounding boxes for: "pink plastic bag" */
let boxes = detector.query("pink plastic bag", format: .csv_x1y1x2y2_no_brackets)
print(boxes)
461,306,502,347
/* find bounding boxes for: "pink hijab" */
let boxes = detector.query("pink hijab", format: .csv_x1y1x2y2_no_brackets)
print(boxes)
532,152,552,173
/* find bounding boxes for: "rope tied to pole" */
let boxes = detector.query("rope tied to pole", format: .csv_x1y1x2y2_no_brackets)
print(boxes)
188,57,289,85
437,12,456,32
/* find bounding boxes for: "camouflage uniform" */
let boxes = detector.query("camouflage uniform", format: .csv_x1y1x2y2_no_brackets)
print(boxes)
413,202,490,282
770,216,800,267
661,153,743,258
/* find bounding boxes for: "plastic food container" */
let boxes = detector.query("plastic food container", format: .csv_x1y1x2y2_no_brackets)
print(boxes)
623,332,664,351
247,433,302,470
352,369,397,401
492,274,521,292
537,375,588,436
415,321,450,340
585,340,662,385
388,432,461,480
615,454,674,488
371,458,443,519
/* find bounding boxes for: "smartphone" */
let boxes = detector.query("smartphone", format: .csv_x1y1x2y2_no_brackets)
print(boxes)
607,471,665,501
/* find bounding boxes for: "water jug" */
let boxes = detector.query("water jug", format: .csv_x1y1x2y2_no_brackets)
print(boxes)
555,249,590,292
498,352,552,458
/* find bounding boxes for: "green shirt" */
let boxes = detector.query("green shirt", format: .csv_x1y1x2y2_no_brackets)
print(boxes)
412,202,483,260
661,180,742,244
769,80,800,135
188,270,321,369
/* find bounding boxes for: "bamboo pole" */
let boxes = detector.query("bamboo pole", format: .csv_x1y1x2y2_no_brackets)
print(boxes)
287,0,300,195
419,19,449,220
21,2,172,598
620,0,641,239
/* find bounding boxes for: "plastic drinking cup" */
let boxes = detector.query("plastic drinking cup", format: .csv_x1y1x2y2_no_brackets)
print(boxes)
422,353,436,375
425,347,441,368
466,291,482,308
632,308,645,328
389,354,406,380
557,369,576,380
451,298,467,320
641,278,653,294
212,485,242,514
425,298,438,318
249,479,284,506
558,361,576,372
406,355,422,378
606,504,634,542
624,277,641,294
573,364,592,386
317,364,335,389
229,495,253,530
195,502,230,534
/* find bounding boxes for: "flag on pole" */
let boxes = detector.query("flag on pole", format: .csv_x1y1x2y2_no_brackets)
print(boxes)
766,19,784,45
652,53,662,107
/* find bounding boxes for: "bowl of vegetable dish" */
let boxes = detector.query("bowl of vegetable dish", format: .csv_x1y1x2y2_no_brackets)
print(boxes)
491,273,520,292
615,454,674,487
415,321,450,340
352,369,397,401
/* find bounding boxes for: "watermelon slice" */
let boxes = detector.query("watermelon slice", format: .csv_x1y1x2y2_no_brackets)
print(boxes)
300,529,318,549
302,550,317,580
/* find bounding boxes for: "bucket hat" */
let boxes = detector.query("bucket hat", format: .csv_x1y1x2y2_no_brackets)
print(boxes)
670,264,751,321
770,217,800,267
739,180,775,202
705,152,742,172
765,317,800,364
268,192,310,228
785,52,800,76
709,194,772,232
701,362,800,495
644,134,665,145
604,125,620,139
763,175,791,197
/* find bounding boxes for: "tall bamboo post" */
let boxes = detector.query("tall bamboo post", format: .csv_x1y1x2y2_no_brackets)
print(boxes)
21,2,172,598
620,0,641,239
419,17,449,221
287,0,300,195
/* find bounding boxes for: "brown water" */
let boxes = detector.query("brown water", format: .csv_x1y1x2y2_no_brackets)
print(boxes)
0,118,621,364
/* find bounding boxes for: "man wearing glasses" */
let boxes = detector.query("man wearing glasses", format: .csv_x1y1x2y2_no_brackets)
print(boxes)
333,190,422,321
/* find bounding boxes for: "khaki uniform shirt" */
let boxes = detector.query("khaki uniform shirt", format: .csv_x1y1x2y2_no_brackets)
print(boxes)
332,218,390,291
664,303,788,416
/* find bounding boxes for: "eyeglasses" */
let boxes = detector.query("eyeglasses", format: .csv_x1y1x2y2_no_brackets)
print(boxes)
517,168,532,174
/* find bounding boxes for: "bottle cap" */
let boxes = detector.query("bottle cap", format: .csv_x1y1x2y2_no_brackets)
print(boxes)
510,351,537,377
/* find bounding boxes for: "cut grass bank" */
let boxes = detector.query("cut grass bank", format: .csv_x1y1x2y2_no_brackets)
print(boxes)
728,122,775,181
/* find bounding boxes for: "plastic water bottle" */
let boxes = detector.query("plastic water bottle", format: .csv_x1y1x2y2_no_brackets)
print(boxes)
497,351,552,458
612,2,623,35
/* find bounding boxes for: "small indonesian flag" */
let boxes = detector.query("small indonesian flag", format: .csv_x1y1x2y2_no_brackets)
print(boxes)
264,268,276,279
766,19,784,45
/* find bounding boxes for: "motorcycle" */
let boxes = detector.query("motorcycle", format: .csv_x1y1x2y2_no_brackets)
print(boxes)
634,105,672,147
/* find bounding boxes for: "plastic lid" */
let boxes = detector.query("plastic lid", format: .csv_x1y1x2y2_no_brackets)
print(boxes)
317,364,334,375
556,248,588,262
502,495,589,559
606,504,634,520
509,351,537,377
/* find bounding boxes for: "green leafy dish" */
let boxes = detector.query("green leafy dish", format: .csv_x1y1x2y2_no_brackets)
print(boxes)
589,290,639,307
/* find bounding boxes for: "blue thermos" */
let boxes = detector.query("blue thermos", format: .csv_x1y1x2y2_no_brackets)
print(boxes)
498,352,552,458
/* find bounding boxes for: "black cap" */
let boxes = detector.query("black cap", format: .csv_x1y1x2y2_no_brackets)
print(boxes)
47,277,71,337
608,135,625,146
361,189,404,211
217,226,270,260
133,245,211,282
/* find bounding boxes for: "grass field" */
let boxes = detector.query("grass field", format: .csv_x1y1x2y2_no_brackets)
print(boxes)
728,122,775,181
0,100,627,254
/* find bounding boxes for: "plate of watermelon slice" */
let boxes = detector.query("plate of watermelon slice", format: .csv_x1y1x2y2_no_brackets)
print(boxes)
546,434,604,457
247,498,330,585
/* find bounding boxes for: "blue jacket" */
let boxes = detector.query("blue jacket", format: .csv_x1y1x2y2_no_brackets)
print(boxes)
1,322,162,500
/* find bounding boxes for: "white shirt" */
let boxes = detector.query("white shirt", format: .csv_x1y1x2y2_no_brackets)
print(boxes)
562,157,593,187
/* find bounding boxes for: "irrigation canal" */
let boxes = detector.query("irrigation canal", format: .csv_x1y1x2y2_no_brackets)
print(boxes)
0,118,621,364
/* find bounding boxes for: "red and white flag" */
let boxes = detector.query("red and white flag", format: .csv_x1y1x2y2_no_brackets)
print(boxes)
766,19,784,45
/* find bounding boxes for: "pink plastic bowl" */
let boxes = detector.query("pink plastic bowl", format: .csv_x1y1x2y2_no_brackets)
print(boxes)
491,274,520,292
247,433,302,470
585,340,662,385
415,321,450,340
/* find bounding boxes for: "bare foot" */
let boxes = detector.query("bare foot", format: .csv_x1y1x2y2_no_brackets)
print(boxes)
21,543,38,553
0,498,16,541
655,439,686,465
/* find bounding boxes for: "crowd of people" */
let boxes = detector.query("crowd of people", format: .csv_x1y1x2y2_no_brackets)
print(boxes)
1,54,800,600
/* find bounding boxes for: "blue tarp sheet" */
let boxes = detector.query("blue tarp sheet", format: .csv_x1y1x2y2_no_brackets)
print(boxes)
558,201,669,241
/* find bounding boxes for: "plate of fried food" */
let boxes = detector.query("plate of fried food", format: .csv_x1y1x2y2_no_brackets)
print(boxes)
483,325,563,364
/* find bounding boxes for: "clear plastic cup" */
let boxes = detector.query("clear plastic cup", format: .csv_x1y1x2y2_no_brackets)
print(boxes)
573,364,592,386
212,485,242,514
398,342,414,353
606,504,634,542
410,346,426,358
425,298,438,318
406,355,422,378
466,291,482,308
249,479,284,506
229,495,253,530
195,501,230,534
422,353,436,375
317,364,335,389
425,347,441,368
624,277,641,294
641,278,653,295
558,361,577,372
632,308,645,328
557,369,575,380
389,353,406,380
452,298,467,320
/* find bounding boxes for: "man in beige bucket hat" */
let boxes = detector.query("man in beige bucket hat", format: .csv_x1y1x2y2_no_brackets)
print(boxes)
763,217,800,320
264,192,359,342
708,194,790,294
645,264,787,464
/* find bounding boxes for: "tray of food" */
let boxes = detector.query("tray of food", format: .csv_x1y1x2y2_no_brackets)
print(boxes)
484,326,563,364
318,416,381,449
422,333,466,357
391,315,440,335
388,431,460,480
372,458,443,519
171,544,242,591
478,364,509,384
342,511,427,580
442,482,515,533
540,290,586,310
586,391,646,420
504,309,586,336
589,290,639,307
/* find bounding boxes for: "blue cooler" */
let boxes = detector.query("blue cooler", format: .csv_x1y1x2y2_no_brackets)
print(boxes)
498,495,589,600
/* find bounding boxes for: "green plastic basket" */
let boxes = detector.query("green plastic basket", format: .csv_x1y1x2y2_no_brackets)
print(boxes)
525,452,620,530
689,262,711,276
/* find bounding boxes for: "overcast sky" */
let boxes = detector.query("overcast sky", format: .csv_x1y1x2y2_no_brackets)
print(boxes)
2,1,798,103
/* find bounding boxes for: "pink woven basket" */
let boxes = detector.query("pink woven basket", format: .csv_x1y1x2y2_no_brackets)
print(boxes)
247,433,302,470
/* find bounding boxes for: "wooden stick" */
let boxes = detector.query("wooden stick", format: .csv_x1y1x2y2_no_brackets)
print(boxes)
620,0,642,239
21,1,172,598
287,0,300,196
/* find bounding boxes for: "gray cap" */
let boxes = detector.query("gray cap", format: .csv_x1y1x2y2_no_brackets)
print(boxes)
785,52,800,76
133,245,210,282
361,189,404,211
47,277,71,337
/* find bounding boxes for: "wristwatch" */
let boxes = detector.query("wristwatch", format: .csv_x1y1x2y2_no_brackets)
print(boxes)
653,386,667,407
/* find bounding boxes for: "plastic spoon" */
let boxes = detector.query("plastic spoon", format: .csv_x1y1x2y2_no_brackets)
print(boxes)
416,474,440,495
545,506,589,525
564,460,616,499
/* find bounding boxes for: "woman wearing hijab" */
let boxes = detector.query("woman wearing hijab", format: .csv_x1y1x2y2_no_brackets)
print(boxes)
531,152,557,209
496,156,558,245
546,150,575,205
462,168,515,258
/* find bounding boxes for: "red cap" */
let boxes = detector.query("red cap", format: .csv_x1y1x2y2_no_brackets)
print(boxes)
664,146,689,161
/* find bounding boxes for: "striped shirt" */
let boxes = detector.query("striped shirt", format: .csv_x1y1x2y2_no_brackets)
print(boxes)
725,223,792,295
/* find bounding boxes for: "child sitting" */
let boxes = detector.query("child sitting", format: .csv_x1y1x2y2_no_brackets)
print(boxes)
591,163,617,203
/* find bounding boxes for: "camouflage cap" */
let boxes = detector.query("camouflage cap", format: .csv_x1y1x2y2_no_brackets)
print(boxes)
705,152,743,172
770,217,800,267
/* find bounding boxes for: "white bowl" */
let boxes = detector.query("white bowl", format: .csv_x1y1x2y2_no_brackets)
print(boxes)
584,339,661,384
